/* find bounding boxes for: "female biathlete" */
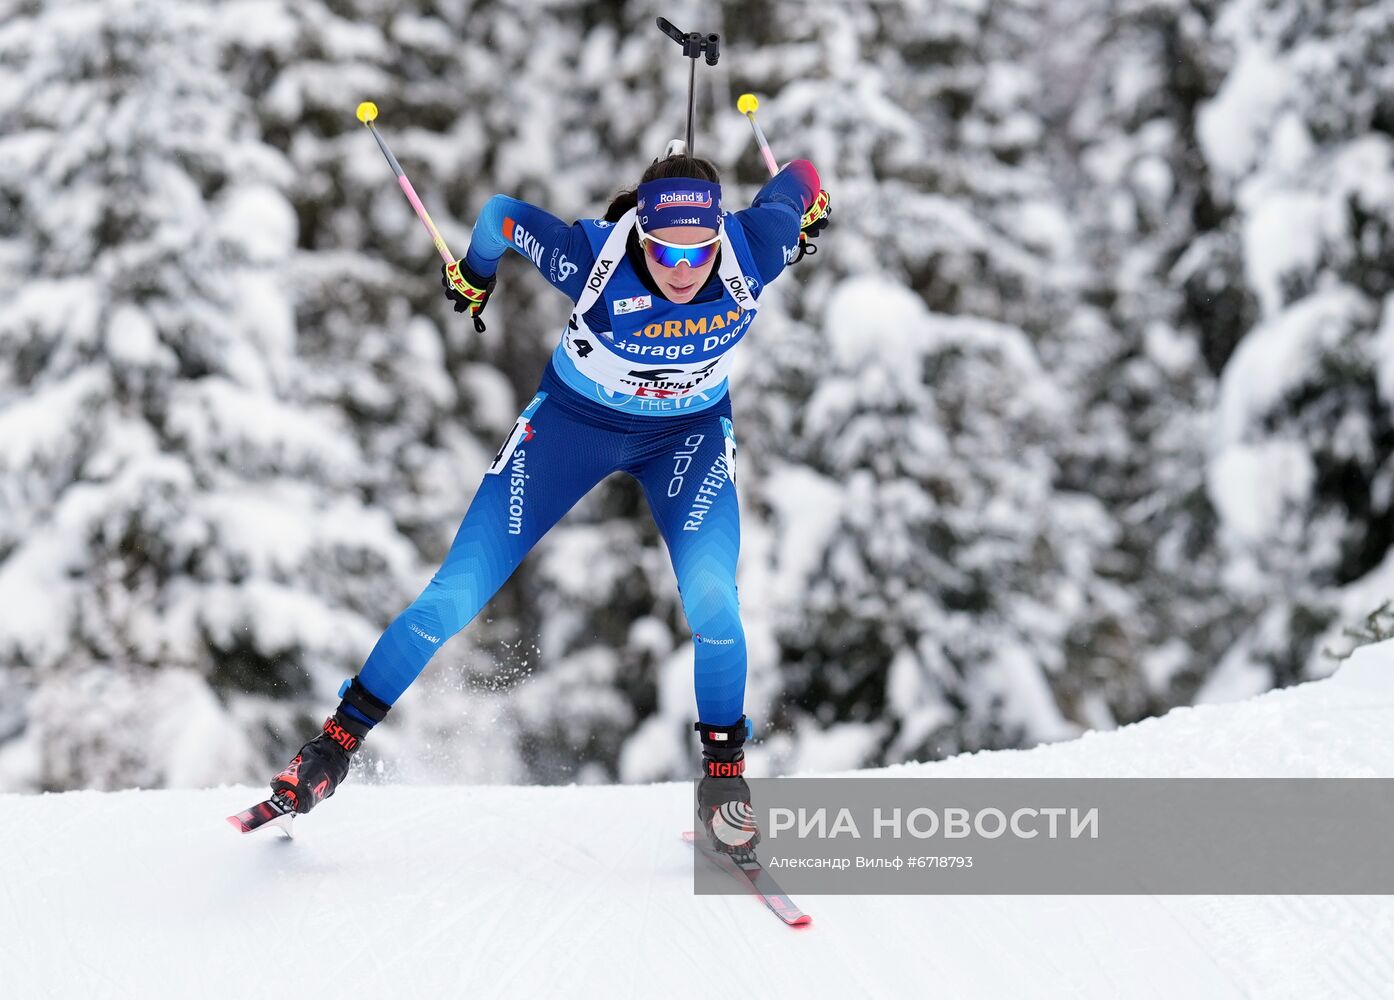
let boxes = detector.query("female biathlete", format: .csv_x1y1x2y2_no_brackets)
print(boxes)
266,149,829,855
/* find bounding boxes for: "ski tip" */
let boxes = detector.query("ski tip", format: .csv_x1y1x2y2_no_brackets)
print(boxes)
791,913,813,927
227,796,296,837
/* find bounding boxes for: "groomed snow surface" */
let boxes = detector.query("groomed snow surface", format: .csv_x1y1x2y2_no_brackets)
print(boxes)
4,641,1394,1000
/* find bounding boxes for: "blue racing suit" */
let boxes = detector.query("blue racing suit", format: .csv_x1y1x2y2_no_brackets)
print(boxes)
352,161,821,729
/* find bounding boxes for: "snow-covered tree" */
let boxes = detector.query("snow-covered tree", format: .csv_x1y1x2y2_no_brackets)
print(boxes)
10,0,1394,794
0,0,423,790
689,0,1130,769
1048,0,1240,718
1183,0,1394,697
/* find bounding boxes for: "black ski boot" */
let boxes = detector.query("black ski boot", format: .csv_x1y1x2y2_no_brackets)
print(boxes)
271,677,390,815
695,716,759,858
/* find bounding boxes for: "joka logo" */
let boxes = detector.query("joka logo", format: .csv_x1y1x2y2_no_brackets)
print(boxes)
502,217,543,268
587,257,615,292
657,191,714,210
725,275,751,305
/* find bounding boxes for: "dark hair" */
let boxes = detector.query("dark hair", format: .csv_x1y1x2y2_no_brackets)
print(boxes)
603,154,721,222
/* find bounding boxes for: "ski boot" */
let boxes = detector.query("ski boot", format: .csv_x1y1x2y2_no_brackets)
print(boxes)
271,677,390,815
695,716,759,859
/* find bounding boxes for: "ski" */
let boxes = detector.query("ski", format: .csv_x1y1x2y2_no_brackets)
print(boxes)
683,831,812,927
227,793,296,837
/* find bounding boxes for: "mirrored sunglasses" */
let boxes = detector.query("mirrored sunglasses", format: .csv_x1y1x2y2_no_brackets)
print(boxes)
640,230,720,269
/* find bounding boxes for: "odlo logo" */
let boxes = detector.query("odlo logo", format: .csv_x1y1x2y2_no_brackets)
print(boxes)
668,434,704,497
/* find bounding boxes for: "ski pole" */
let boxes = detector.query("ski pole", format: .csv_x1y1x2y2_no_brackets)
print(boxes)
355,101,455,266
737,94,779,177
738,94,825,260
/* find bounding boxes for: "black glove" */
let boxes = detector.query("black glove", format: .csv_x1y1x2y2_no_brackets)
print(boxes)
791,189,831,264
441,257,497,332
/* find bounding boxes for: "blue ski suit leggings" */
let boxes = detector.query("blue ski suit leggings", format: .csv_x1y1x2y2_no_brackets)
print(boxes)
356,362,746,727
